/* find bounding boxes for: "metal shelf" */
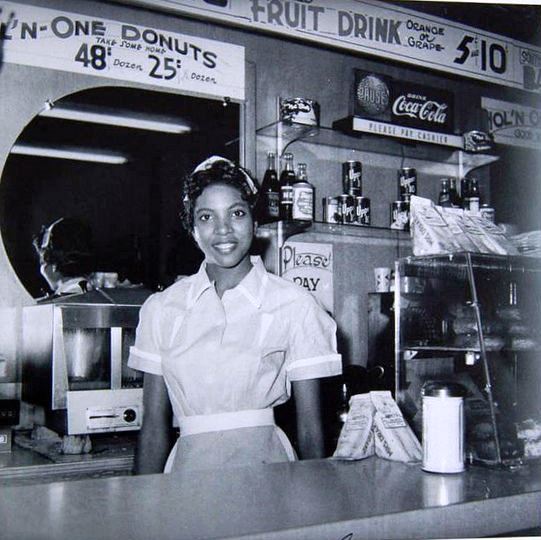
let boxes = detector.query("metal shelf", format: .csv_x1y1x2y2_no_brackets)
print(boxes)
257,220,411,242
402,344,541,354
401,252,541,281
403,345,481,352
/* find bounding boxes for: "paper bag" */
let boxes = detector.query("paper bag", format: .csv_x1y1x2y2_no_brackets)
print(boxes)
333,394,374,460
410,196,461,255
333,391,421,463
411,195,518,257
371,391,422,463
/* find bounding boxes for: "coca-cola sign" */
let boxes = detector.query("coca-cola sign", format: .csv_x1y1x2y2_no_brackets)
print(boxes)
352,70,454,133
392,96,447,124
391,82,454,133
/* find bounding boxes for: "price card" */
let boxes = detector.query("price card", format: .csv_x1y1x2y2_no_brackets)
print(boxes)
519,47,541,92
452,32,513,84
1,2,245,101
122,0,541,94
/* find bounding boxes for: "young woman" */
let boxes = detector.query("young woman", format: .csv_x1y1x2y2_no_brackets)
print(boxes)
129,156,342,474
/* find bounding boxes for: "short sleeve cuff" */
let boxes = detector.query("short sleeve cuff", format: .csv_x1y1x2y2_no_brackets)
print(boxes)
128,346,162,376
287,354,342,381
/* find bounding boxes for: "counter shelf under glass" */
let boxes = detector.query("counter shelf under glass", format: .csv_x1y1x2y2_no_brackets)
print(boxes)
256,120,499,178
256,220,411,275
257,219,413,237
395,252,541,469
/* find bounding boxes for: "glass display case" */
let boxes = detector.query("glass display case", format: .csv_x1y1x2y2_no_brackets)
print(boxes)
395,252,541,468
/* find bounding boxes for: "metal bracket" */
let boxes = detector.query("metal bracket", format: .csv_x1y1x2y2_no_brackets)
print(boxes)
404,350,418,360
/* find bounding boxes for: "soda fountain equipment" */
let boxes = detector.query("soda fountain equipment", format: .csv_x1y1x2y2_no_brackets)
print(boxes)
21,288,151,435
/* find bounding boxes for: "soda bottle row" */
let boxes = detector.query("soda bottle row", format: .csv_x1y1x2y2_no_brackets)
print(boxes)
460,177,480,211
256,152,315,224
436,176,495,221
437,176,481,210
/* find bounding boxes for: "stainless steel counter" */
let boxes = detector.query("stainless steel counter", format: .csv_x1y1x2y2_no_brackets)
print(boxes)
1,456,540,540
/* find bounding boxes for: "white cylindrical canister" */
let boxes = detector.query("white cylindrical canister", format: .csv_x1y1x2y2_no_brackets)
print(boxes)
422,382,465,474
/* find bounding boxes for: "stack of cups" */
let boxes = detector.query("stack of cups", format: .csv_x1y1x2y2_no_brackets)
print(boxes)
374,267,394,292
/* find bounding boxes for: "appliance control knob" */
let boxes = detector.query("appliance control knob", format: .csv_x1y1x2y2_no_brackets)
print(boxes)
123,408,137,423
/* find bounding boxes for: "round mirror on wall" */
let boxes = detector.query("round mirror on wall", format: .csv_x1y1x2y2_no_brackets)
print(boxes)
0,86,240,298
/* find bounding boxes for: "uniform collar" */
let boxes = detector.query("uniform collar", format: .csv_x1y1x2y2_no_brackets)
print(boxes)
188,264,214,306
188,256,268,309
235,256,268,309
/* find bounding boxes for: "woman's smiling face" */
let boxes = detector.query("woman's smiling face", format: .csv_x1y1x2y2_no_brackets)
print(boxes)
193,183,254,270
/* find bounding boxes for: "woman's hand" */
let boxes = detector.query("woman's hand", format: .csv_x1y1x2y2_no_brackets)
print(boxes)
292,378,325,460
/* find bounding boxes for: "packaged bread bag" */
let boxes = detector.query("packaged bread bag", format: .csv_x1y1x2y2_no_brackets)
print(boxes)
410,196,462,255
465,212,519,255
333,392,421,463
460,212,504,254
437,207,480,252
371,391,422,463
333,394,375,460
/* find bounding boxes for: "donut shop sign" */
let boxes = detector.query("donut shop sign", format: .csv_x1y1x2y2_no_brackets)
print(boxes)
1,2,245,100
482,97,541,150
117,0,541,95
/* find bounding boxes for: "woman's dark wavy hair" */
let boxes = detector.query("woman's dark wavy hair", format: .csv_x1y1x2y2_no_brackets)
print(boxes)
180,158,259,232
33,217,95,277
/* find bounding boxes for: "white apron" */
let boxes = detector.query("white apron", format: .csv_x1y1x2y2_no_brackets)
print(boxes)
163,408,296,473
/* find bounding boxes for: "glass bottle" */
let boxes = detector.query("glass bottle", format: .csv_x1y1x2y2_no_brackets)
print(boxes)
438,178,452,207
460,177,470,209
449,177,461,208
329,381,350,453
256,152,280,224
468,178,481,212
292,163,314,222
337,383,350,426
508,280,517,307
279,153,295,221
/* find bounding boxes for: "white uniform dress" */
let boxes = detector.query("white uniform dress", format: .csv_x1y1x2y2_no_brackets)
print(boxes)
128,256,342,473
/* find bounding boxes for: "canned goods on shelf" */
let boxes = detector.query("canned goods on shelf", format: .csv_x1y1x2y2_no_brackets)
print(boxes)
355,196,371,226
322,196,339,224
479,204,495,223
390,200,410,231
339,193,356,224
342,161,362,195
465,197,480,212
398,167,417,199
